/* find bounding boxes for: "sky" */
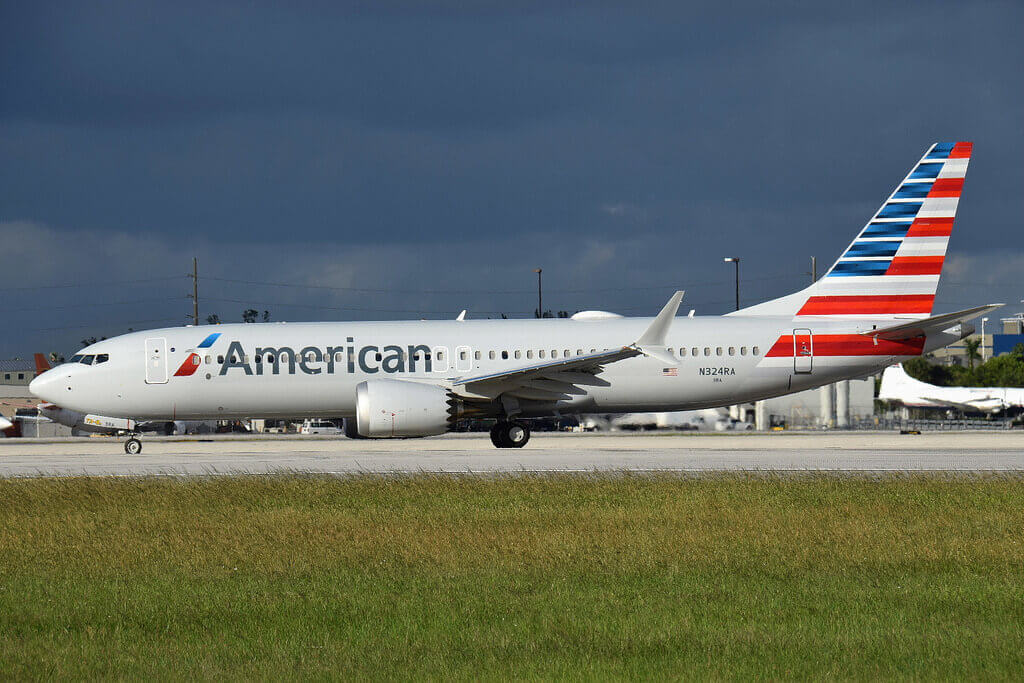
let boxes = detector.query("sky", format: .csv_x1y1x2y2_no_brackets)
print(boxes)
1,1,1023,359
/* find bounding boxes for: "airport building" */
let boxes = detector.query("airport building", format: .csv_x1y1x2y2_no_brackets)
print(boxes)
931,313,1024,366
0,359,35,386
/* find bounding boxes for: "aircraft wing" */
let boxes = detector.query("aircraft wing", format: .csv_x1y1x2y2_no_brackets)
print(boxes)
452,291,684,401
919,395,1006,414
862,304,1003,341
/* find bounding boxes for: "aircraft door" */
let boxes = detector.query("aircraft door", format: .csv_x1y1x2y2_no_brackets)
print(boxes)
145,337,169,384
455,345,472,372
792,329,813,374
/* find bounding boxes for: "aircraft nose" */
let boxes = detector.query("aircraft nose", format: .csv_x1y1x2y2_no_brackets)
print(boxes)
29,372,66,404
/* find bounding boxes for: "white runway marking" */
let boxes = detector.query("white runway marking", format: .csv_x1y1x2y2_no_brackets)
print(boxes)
1,431,1023,477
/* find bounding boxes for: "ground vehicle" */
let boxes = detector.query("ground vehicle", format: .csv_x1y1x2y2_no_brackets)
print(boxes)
300,419,342,435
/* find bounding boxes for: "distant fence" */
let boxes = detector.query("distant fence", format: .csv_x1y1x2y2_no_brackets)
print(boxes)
873,417,1015,431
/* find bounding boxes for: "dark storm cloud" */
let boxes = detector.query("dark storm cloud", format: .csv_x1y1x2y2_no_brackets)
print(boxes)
0,1,1022,356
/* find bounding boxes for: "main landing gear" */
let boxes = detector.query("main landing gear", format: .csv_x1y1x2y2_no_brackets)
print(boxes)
124,436,143,455
490,421,530,449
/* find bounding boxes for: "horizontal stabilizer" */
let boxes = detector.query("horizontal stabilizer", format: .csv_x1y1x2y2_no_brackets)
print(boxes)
862,304,1003,341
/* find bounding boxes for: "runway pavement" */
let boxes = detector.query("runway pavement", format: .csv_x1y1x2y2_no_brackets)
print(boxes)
1,430,1023,477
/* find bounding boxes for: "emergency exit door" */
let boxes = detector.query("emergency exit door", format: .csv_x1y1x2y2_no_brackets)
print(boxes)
145,337,168,384
792,329,813,374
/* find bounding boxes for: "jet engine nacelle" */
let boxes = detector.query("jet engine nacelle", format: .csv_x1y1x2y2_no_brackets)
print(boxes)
355,379,457,438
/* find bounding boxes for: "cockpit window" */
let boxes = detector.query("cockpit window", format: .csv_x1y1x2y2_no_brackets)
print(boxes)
80,355,95,365
95,354,109,364
70,355,84,363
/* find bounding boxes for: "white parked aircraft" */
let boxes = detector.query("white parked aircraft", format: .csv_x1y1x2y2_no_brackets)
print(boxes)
879,363,1024,414
31,142,1000,453
0,415,15,437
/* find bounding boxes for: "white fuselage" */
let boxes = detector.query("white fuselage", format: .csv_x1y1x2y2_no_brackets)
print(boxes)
30,315,957,422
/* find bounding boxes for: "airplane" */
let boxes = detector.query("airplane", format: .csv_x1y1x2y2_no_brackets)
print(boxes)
0,415,16,437
879,363,1024,414
30,141,1000,454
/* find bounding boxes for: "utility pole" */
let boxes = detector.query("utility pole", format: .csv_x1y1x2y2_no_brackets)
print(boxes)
723,257,740,311
533,268,543,318
188,257,199,326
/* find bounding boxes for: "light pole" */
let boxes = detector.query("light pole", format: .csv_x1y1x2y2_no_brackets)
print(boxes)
723,257,740,311
533,268,543,318
981,317,989,362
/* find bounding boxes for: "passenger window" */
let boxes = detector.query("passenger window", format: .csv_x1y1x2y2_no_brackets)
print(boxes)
489,351,495,360
526,350,533,359
691,347,698,356
740,347,747,356
205,355,212,364
590,349,596,354
563,350,570,357
266,354,275,363
255,356,262,363
716,348,723,356
728,347,735,356
217,355,224,364
576,349,582,355
460,351,467,361
501,351,509,360
335,352,343,363
551,350,557,358
539,350,546,359
474,351,480,360
514,350,521,359
752,346,760,355
436,351,444,361
703,348,711,356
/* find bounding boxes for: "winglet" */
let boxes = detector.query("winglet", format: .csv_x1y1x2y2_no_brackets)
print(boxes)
456,310,467,322
636,291,684,346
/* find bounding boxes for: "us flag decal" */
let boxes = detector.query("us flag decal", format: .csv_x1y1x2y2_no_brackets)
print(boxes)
662,367,678,376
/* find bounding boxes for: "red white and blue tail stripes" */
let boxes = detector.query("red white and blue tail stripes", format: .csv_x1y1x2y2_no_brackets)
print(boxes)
798,142,971,318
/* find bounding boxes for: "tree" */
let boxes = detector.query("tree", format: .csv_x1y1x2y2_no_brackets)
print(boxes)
964,338,981,370
242,308,259,323
205,314,221,325
262,310,271,322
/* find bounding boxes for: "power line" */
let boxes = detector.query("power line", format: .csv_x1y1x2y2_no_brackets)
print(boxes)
7,296,189,313
30,317,185,333
203,273,804,296
0,275,186,293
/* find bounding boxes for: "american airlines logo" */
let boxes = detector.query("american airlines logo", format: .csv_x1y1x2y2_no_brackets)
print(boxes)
176,337,442,377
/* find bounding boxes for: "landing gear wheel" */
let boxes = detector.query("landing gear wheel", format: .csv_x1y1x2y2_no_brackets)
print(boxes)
506,422,530,448
490,421,531,448
124,438,142,455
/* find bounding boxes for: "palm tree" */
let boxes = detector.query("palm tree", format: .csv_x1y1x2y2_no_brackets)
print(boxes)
964,337,982,370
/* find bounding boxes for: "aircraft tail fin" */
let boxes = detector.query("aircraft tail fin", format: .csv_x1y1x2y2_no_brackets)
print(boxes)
34,353,52,375
732,142,972,320
878,363,934,402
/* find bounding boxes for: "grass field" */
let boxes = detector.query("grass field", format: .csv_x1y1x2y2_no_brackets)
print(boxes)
2,475,1023,679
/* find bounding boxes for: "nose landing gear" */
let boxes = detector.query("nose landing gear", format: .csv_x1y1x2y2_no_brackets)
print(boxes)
490,421,530,448
124,437,143,455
